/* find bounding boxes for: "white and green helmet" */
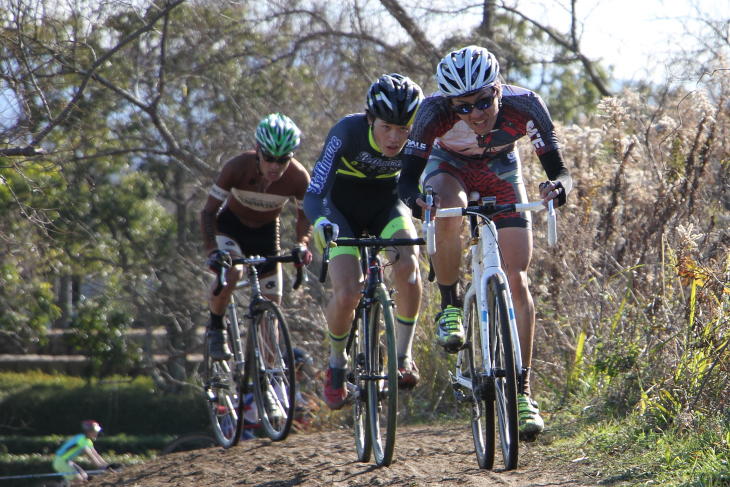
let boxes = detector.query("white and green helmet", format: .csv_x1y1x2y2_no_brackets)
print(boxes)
255,113,301,157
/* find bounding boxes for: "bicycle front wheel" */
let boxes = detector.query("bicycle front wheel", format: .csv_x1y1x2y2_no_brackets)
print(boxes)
350,305,371,463
367,284,398,467
464,287,496,469
203,325,243,449
489,274,519,470
250,301,296,441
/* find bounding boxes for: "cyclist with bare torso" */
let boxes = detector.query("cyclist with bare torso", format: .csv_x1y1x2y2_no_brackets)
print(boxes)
397,46,573,440
201,113,312,361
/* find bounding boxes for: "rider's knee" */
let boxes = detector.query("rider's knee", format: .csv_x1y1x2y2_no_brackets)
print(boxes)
332,282,361,308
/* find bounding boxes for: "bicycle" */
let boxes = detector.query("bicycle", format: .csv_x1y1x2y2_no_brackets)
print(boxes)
424,187,556,470
202,249,306,448
319,228,424,467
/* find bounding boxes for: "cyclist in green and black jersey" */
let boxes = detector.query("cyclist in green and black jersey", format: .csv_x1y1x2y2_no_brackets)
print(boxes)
303,74,424,409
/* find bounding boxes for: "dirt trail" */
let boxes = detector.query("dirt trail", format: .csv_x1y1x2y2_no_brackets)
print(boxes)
90,424,598,486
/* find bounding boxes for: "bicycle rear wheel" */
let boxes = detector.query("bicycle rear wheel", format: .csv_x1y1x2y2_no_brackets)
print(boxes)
250,300,296,441
367,284,398,467
349,305,372,463
489,274,519,470
203,323,243,449
464,288,496,469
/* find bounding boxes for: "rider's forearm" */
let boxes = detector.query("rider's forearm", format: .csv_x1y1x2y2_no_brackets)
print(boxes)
200,210,218,253
87,449,106,468
537,149,573,205
296,211,313,247
397,154,428,209
302,191,325,226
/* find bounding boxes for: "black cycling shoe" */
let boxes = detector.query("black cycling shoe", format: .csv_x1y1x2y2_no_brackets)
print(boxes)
208,328,233,361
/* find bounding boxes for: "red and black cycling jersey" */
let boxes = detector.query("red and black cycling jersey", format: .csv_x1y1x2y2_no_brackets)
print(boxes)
405,85,559,162
399,85,571,207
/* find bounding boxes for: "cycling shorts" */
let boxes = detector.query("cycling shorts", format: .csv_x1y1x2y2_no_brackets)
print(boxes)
422,147,531,229
53,457,83,482
327,180,417,259
216,207,282,296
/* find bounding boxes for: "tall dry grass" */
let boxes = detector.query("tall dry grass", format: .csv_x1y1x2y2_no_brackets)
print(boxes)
525,76,730,428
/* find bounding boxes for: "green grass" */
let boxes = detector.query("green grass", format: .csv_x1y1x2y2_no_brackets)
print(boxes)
0,371,213,485
539,401,730,486
0,434,176,455
0,371,210,437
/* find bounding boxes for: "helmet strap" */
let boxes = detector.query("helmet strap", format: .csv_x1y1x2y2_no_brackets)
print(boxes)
254,148,273,193
367,124,383,153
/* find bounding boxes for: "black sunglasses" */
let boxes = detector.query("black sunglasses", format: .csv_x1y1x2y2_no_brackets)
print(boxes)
451,93,497,115
261,151,292,165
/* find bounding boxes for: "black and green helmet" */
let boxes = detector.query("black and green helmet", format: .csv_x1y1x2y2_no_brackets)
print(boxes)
255,113,301,157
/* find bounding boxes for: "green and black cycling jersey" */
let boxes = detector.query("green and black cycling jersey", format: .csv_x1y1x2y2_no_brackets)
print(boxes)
304,114,412,241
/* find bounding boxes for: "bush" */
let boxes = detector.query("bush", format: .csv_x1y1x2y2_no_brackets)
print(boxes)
0,372,209,436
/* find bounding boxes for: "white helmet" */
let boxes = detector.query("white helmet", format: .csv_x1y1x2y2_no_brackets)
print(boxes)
435,46,500,98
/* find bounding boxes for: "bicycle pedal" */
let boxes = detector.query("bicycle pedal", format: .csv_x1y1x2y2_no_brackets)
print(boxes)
344,388,360,405
519,431,540,443
452,385,473,404
443,345,461,354
205,388,218,402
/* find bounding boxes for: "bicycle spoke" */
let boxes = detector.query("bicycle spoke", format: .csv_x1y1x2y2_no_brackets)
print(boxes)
464,290,495,470
350,307,371,463
250,301,296,442
203,321,243,449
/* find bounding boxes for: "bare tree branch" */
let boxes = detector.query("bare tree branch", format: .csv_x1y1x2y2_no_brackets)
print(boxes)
0,147,46,157
30,0,186,147
378,0,441,70
497,0,613,96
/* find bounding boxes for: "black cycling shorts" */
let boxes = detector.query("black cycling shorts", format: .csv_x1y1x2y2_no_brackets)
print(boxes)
216,207,280,275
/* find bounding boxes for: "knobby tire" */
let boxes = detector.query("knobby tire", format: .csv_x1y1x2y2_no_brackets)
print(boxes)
203,318,244,449
367,284,398,467
489,274,519,470
464,287,496,469
350,305,372,463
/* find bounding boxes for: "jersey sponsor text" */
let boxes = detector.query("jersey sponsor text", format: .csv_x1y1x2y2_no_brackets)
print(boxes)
308,136,343,194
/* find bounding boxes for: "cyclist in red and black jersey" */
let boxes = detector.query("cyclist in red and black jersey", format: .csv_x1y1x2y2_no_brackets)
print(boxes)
201,114,313,361
304,74,424,409
397,46,573,440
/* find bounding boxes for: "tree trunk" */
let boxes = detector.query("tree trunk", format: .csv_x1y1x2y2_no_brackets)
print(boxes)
481,0,495,39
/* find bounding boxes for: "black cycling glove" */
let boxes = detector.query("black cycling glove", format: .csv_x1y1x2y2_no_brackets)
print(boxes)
403,191,426,220
539,180,567,207
206,250,231,273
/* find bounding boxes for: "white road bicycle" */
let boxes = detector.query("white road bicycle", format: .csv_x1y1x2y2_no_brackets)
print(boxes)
424,187,557,470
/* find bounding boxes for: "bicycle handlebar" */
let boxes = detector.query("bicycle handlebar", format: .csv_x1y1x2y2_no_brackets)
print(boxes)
213,249,307,296
318,231,425,283
425,198,558,255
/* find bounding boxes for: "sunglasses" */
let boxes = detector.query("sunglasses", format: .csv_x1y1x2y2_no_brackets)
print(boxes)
451,93,497,115
261,151,292,165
